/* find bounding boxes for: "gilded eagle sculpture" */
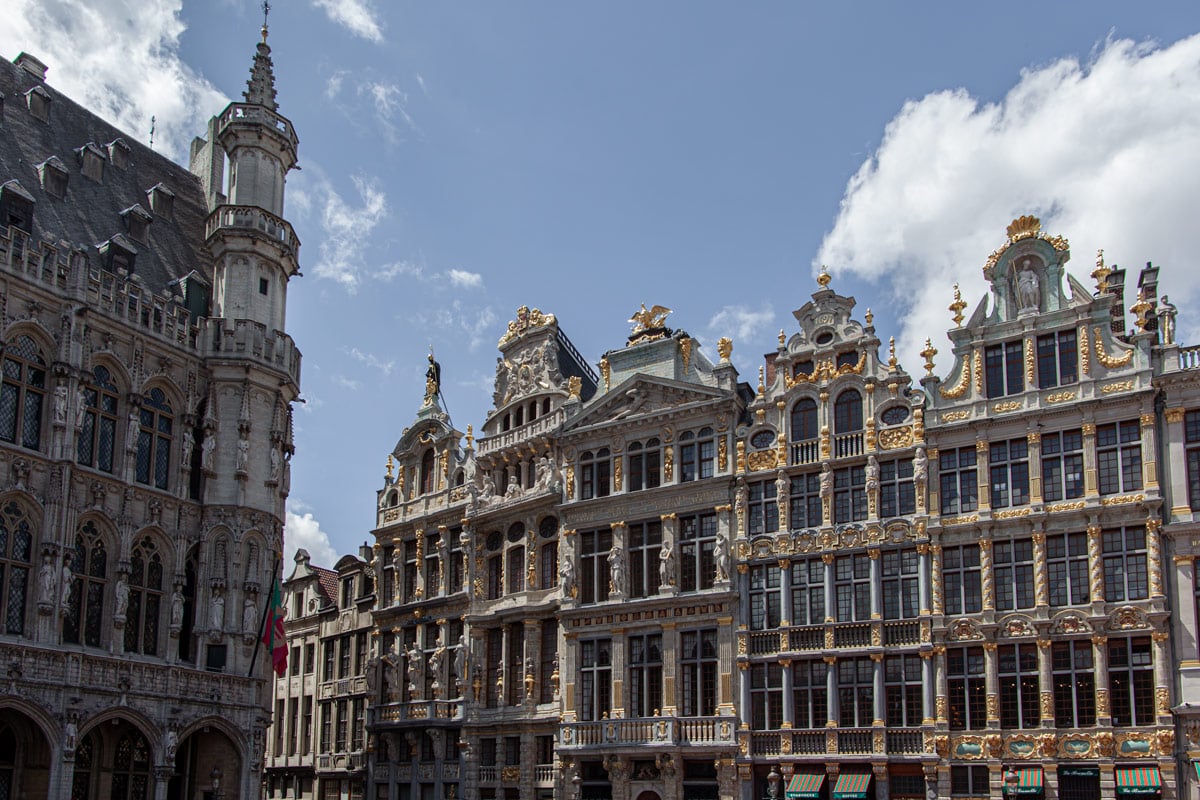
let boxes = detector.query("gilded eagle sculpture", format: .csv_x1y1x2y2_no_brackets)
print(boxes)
629,304,672,333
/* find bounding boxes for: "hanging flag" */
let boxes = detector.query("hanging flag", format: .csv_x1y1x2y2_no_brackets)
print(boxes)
262,574,287,676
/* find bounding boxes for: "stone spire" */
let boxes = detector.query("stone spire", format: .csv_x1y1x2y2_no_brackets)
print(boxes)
243,19,279,111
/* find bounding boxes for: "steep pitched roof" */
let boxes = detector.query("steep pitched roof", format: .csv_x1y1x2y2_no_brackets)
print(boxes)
312,565,339,606
0,55,212,295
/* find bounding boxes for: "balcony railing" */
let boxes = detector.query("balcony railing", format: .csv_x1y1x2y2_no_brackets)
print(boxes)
1182,345,1200,370
886,729,924,754
790,438,820,466
883,620,921,646
838,729,873,754
747,727,924,757
559,715,736,749
833,432,864,458
743,620,926,658
370,699,463,724
833,623,871,648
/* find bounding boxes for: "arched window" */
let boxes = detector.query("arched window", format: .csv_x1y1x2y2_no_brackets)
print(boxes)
833,389,863,433
110,729,151,799
790,399,818,442
64,520,107,647
124,535,164,656
0,500,33,635
0,724,15,797
71,730,96,799
178,545,198,662
135,388,172,490
77,365,119,473
0,335,46,450
420,449,436,494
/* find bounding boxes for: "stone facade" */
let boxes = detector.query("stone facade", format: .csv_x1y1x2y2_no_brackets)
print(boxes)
364,218,1200,800
0,31,301,800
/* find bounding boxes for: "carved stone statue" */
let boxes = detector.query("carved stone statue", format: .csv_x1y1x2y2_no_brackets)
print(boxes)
53,385,68,425
243,596,257,634
237,436,250,471
64,721,77,753
1158,295,1178,345
201,432,216,472
270,446,281,481
424,352,441,405
210,586,225,631
534,455,553,491
659,535,674,587
406,643,422,692
181,429,194,465
428,641,445,696
715,529,730,582
126,412,140,451
454,634,467,692
164,728,178,760
38,555,55,605
1016,262,1040,311
74,386,88,430
819,464,833,498
913,447,928,491
560,549,577,598
114,576,130,618
608,545,626,596
170,589,185,628
60,562,73,609
385,651,403,702
479,473,495,501
865,455,880,492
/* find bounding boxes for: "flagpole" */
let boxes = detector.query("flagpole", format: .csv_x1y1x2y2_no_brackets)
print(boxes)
248,554,282,678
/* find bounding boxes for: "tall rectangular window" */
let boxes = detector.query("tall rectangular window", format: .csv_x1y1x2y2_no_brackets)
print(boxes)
882,549,919,619
747,480,778,535
989,439,1030,508
678,428,715,482
402,541,418,603
834,554,871,622
323,639,335,682
580,448,611,500
878,458,915,518
539,621,558,704
993,539,1035,611
998,644,1039,729
678,512,716,593
351,698,365,750
506,546,525,594
1109,637,1154,727
579,638,612,721
449,529,464,594
837,657,874,727
885,654,923,727
580,528,612,604
1042,429,1084,502
939,448,978,515
319,701,332,753
792,660,828,729
951,766,990,797
338,635,351,679
335,698,348,751
627,520,662,599
1096,420,1142,495
1187,411,1200,510
628,633,663,717
985,340,1024,398
750,662,783,729
1052,641,1095,728
486,553,502,600
833,466,867,524
1103,526,1148,602
943,545,982,615
947,646,986,730
680,629,719,716
789,472,822,529
1037,329,1078,388
790,558,825,625
302,695,313,753
627,439,662,492
748,564,781,630
1046,532,1089,606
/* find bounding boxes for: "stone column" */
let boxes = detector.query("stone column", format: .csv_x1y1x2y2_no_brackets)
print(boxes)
780,658,795,729
1027,431,1043,504
983,642,999,727
1037,638,1055,727
780,558,794,626
1147,519,1165,600
917,544,931,616
1152,630,1172,722
610,627,626,718
561,631,578,721
1093,634,1111,725
979,540,994,613
873,762,889,800
1165,407,1192,522
1032,530,1048,609
930,544,943,616
1175,556,1200,662
1141,413,1160,493
718,615,737,716
823,554,835,623
933,647,947,724
825,656,839,726
868,548,881,620
976,441,990,512
920,651,935,724
871,653,885,724
661,621,678,716
1082,422,1098,495
1087,524,1105,607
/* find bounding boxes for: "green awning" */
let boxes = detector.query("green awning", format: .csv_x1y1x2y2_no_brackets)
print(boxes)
786,772,826,799
832,772,872,799
1003,767,1044,795
1194,762,1200,783
1115,766,1161,796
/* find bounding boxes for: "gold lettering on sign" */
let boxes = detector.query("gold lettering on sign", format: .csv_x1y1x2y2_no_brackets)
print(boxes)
1046,391,1076,403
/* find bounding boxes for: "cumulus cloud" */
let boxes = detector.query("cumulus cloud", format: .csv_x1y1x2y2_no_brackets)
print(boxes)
448,269,485,290
284,501,339,567
312,0,383,43
708,303,775,342
344,346,395,376
310,175,389,290
0,0,229,163
817,33,1200,374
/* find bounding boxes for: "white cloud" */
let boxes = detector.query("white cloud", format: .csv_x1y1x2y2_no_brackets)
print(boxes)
334,375,362,391
358,80,419,143
284,501,339,567
311,175,389,290
343,346,395,376
375,260,425,282
412,301,499,352
0,0,229,163
708,303,775,341
325,69,348,99
312,0,383,43
817,33,1200,374
448,269,485,290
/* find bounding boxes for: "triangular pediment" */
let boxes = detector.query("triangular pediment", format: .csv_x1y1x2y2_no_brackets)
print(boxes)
562,374,729,433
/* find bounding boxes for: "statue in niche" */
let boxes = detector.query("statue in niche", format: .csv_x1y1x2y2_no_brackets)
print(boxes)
114,576,130,618
865,455,880,492
182,429,194,466
659,534,674,587
1158,295,1178,345
171,588,185,628
243,596,257,634
819,464,833,499
53,385,68,425
60,562,73,609
454,634,467,692
39,554,55,605
715,528,730,582
1016,260,1040,311
270,446,281,481
560,548,577,598
913,447,928,493
406,642,422,691
74,386,88,430
608,545,626,595
210,586,225,631
201,431,216,472
237,436,250,471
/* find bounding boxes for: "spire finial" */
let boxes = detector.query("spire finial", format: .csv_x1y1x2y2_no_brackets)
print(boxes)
148,115,156,149
261,0,271,42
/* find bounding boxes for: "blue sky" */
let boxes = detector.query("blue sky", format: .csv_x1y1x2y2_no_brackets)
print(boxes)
5,2,1200,565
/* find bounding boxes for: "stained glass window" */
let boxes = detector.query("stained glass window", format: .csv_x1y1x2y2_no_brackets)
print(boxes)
0,335,46,450
0,501,33,635
77,366,119,473
135,388,172,490
63,521,107,647
124,536,163,656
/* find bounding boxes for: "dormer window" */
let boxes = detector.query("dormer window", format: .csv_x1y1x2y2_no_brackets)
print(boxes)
107,138,131,169
147,183,175,220
25,85,50,123
0,180,35,233
37,156,68,198
75,143,106,183
98,235,137,274
120,204,152,243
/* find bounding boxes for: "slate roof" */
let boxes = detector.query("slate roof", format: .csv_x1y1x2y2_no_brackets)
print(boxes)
312,566,339,606
0,55,213,296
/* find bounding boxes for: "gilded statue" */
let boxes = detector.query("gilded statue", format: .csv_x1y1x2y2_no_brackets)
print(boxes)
629,304,672,333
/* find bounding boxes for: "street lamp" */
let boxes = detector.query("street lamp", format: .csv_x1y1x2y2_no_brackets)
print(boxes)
766,765,781,800
1003,766,1019,796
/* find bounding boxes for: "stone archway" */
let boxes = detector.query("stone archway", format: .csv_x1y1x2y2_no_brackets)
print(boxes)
0,706,53,797
167,725,242,800
72,718,154,799
636,791,662,800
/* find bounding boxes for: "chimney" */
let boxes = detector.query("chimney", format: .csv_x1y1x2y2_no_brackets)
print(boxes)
13,53,48,81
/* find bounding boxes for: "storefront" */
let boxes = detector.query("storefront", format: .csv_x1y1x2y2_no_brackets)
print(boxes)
1057,766,1099,800
785,772,826,800
830,772,872,800
1002,767,1044,797
1114,766,1162,797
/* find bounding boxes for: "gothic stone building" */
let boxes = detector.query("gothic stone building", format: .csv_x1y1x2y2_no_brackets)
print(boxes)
364,217,1200,800
0,30,301,800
